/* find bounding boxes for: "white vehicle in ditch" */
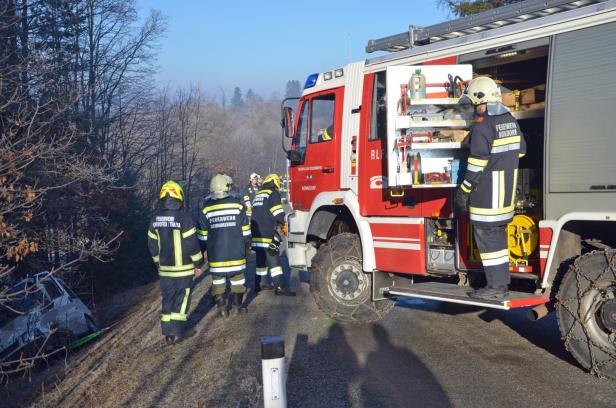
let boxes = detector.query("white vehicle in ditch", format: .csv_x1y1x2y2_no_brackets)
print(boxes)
0,272,97,363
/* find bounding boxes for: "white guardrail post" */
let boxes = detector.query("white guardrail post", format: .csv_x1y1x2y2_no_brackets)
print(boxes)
261,336,287,408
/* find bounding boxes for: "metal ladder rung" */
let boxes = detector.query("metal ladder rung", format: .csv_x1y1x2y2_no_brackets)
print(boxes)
365,0,609,53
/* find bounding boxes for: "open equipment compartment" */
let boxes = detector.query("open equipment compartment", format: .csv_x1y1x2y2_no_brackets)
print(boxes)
453,39,550,277
385,65,473,188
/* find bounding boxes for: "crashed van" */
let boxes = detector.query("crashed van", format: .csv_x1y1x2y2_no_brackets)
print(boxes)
0,272,97,363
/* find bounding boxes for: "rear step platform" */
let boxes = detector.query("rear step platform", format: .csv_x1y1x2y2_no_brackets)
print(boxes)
387,282,549,310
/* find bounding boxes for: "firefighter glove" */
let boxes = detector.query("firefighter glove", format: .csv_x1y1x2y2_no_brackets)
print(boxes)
454,180,473,214
267,232,282,256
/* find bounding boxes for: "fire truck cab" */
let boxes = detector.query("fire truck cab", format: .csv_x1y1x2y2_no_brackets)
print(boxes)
282,0,616,378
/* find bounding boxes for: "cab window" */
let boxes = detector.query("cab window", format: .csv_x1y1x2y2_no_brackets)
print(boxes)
370,71,387,141
310,94,335,144
293,100,309,164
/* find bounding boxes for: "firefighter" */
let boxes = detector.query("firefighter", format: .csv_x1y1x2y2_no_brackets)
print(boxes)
198,174,251,318
243,173,261,218
318,124,334,142
148,180,205,345
454,77,526,301
251,173,295,296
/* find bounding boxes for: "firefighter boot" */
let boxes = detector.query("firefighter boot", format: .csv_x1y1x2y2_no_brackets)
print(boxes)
214,294,229,319
181,328,196,340
469,286,509,301
255,276,274,294
230,293,247,316
274,285,296,297
165,335,182,346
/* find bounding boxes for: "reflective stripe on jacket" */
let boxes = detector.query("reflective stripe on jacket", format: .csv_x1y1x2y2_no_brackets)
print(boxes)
463,112,526,226
197,196,251,273
148,207,204,277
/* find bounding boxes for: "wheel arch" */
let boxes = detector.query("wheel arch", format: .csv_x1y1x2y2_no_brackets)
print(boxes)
541,212,616,290
305,191,376,272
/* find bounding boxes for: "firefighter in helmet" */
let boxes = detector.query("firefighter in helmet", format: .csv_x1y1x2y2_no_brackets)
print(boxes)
243,173,261,218
455,76,526,301
148,180,205,345
318,124,334,142
198,174,251,318
251,173,295,296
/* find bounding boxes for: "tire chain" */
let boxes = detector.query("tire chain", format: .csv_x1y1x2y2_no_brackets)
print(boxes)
556,250,616,378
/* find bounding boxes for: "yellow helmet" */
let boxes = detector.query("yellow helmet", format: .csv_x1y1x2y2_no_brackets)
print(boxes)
160,180,184,202
262,173,281,190
463,76,501,105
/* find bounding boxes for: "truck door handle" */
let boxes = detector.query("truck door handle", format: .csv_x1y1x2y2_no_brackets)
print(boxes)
322,168,334,173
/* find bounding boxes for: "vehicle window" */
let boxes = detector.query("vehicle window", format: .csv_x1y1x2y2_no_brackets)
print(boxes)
293,100,309,165
58,279,78,299
7,282,45,313
370,71,387,141
310,95,335,144
40,277,63,299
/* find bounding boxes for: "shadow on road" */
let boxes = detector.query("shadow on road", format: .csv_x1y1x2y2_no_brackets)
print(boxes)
478,308,579,368
288,323,451,408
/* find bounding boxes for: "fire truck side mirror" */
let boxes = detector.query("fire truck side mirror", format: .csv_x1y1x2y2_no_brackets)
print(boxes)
282,106,294,138
287,149,302,164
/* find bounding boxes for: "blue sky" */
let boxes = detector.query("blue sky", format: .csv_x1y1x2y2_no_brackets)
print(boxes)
138,1,450,99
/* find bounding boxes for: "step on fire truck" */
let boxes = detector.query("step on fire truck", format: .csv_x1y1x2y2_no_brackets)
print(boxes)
281,0,616,378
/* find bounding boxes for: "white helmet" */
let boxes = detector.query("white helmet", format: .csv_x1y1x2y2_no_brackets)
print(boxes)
210,174,232,199
463,76,501,105
250,172,260,181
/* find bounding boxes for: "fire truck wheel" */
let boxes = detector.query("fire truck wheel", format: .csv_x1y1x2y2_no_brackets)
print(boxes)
556,249,616,379
309,233,394,323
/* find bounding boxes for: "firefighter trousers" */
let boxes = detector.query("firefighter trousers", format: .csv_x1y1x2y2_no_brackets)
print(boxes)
473,224,511,288
160,275,193,336
211,272,246,296
255,248,284,287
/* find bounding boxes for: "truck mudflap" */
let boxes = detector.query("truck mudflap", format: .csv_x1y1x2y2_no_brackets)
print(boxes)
387,282,548,310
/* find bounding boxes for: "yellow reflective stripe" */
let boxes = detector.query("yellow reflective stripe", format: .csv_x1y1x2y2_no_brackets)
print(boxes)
152,256,159,263
180,288,190,315
159,264,194,271
460,184,471,193
190,252,203,262
469,204,515,215
480,249,509,260
209,259,246,267
518,153,526,158
492,135,520,147
161,314,171,322
169,313,187,321
511,168,519,207
256,189,272,195
173,230,182,266
242,225,251,231
148,230,158,240
202,203,243,214
156,230,161,253
499,171,505,208
468,157,488,167
269,204,283,214
197,229,208,236
182,227,196,238
159,270,194,277
252,237,273,243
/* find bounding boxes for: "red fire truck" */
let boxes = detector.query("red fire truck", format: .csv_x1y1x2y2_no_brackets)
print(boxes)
281,0,616,378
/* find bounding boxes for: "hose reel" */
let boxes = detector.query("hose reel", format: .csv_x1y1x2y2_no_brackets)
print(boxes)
507,214,538,262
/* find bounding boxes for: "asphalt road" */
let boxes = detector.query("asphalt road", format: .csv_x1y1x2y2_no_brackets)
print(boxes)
283,274,616,408
16,254,616,407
